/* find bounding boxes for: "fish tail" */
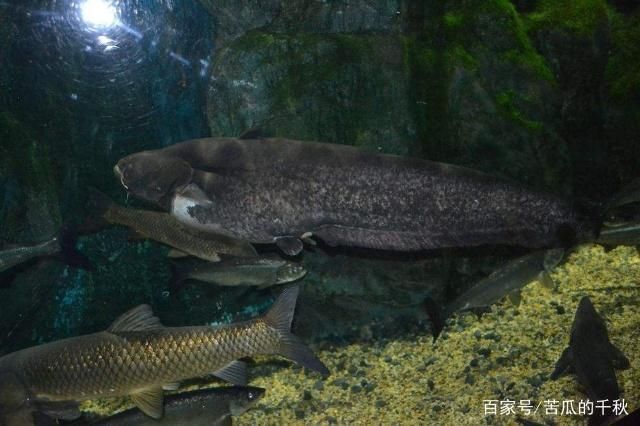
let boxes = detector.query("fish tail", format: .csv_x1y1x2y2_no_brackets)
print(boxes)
58,224,93,271
262,285,330,377
423,295,447,342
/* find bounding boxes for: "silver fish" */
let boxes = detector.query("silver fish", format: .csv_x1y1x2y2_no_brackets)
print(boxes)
94,386,264,425
171,257,307,289
426,249,564,338
0,228,91,274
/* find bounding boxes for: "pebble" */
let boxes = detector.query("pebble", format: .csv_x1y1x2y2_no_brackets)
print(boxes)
375,399,387,408
478,347,491,357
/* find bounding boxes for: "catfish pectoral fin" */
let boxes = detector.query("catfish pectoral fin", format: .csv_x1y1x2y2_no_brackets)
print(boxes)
275,236,303,256
130,387,164,419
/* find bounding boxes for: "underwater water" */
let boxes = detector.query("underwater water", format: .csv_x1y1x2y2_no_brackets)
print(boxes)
1,0,639,425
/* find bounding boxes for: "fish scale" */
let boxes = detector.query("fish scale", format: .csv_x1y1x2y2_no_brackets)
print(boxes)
0,285,329,421
15,321,278,401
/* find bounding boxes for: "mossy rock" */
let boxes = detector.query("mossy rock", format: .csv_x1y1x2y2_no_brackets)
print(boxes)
208,32,414,155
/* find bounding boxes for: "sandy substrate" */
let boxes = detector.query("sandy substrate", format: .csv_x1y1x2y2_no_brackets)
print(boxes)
83,244,640,425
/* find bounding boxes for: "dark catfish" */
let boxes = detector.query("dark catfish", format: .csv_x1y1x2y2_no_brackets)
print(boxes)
551,296,630,424
115,138,598,255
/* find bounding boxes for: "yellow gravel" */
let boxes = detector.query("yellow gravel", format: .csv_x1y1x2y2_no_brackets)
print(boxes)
83,244,640,425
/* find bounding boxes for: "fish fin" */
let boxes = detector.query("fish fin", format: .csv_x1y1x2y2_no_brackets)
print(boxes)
536,271,555,290
213,360,248,385
239,127,263,139
213,415,233,426
543,248,565,271
35,400,82,421
58,224,94,271
167,249,190,258
108,304,164,333
130,387,164,419
162,382,181,391
507,290,522,306
550,346,573,379
608,343,630,369
300,232,317,246
423,295,447,342
275,236,303,256
262,285,330,377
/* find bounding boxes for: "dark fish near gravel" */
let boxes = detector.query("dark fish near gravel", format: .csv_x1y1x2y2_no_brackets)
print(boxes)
597,222,640,247
170,256,307,290
551,296,630,425
0,226,91,274
88,189,257,261
0,285,328,423
114,137,598,256
425,249,564,339
93,386,264,425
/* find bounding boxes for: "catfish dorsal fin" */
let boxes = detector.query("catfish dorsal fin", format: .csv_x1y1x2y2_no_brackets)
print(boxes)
108,304,163,333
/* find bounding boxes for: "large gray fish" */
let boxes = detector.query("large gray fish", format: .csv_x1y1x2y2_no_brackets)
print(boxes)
93,386,264,425
425,249,565,339
0,227,92,274
0,286,328,423
89,189,257,261
551,296,630,425
114,137,599,256
170,256,307,290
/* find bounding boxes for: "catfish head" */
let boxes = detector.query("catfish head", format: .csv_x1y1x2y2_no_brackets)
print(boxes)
114,152,193,209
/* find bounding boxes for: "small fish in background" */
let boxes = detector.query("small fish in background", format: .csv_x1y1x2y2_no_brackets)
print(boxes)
0,285,328,424
551,296,630,425
170,256,307,292
93,386,265,426
0,225,92,274
597,222,640,247
86,189,257,262
424,249,565,339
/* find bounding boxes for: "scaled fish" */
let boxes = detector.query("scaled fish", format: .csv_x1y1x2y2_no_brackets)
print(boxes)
170,256,307,290
88,189,257,261
93,386,264,425
551,296,630,424
114,137,599,256
425,249,564,339
0,285,328,423
0,226,92,274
